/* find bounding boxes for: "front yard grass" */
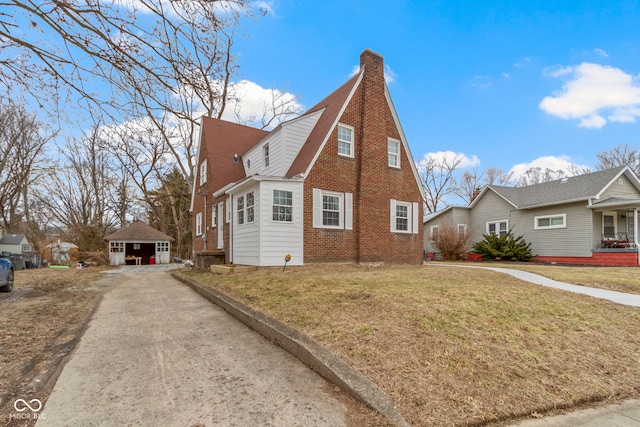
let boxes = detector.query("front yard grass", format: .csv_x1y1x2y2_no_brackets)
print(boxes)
183,264,640,427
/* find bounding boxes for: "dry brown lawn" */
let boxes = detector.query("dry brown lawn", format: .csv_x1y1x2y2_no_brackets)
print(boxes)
183,264,640,427
0,267,112,426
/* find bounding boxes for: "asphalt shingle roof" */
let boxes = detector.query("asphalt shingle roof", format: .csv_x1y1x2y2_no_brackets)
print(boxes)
488,166,626,208
104,220,174,242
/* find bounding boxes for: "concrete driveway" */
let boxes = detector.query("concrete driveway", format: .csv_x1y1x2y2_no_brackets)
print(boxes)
37,265,350,427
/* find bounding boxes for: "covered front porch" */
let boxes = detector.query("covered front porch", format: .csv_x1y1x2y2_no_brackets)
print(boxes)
591,199,640,266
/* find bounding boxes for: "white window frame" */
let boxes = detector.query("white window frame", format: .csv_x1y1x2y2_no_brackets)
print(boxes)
199,160,207,186
263,143,270,167
486,220,508,236
272,190,293,222
337,123,354,158
157,242,169,252
211,204,216,228
534,213,566,230
458,224,467,238
110,241,124,253
388,138,400,168
246,191,255,223
195,212,203,236
390,199,419,234
312,189,353,230
237,195,245,225
430,225,439,241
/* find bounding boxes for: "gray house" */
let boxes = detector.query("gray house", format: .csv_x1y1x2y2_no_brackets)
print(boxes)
424,166,640,266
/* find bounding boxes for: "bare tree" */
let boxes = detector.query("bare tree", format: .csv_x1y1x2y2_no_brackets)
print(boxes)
0,102,51,235
420,153,465,213
516,167,568,187
453,166,515,204
36,128,122,250
596,144,640,175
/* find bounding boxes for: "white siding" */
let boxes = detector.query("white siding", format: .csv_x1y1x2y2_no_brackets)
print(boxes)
242,111,322,178
280,110,323,175
230,180,303,266
231,183,261,265
258,181,304,266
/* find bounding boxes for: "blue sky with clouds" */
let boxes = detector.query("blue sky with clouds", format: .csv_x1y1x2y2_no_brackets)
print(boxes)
232,0,640,177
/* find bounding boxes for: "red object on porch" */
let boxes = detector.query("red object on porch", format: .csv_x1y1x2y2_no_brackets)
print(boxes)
149,255,155,265
532,252,639,267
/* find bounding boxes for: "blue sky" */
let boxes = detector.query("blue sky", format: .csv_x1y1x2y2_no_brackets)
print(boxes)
231,0,640,178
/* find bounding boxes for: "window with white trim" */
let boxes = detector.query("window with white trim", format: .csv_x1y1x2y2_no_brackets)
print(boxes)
211,205,216,227
312,189,353,229
263,144,270,167
458,224,467,238
487,220,508,236
246,191,255,223
272,190,293,222
110,241,124,253
430,225,439,241
237,195,245,225
390,199,419,234
534,214,566,230
195,212,203,235
388,138,400,168
337,124,354,157
199,160,207,185
157,242,169,252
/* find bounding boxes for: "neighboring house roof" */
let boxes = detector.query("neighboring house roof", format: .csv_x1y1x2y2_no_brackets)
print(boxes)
104,220,175,242
45,242,79,250
477,166,634,209
0,234,27,245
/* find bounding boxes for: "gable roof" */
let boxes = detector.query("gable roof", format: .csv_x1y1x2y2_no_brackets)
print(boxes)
0,234,27,245
286,70,363,177
104,220,174,242
480,166,634,209
200,116,269,190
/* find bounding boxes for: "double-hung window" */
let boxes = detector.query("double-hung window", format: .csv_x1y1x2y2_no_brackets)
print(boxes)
211,205,216,228
237,195,245,225
195,212,203,235
263,144,270,167
246,191,255,223
312,189,353,230
273,190,293,222
430,225,440,241
199,160,207,185
337,124,354,157
487,220,508,236
390,199,419,234
534,214,566,230
388,138,400,168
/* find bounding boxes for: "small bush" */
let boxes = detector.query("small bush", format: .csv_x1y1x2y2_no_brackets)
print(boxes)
472,231,534,262
432,220,474,261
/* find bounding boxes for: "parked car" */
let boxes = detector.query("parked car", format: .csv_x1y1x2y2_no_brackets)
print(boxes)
0,251,14,292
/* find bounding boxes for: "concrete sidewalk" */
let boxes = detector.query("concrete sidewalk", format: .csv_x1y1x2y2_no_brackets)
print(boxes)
429,263,640,426
36,266,353,427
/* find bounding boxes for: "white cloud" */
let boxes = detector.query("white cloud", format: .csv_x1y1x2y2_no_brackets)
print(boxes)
539,62,640,129
514,56,531,68
508,155,590,178
594,48,609,58
219,80,303,129
417,151,480,170
469,75,492,90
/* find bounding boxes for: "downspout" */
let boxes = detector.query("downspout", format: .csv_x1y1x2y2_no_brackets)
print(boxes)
203,194,207,251
229,194,233,264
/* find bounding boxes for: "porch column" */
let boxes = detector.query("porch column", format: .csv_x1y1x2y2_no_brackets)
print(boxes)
633,208,640,265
